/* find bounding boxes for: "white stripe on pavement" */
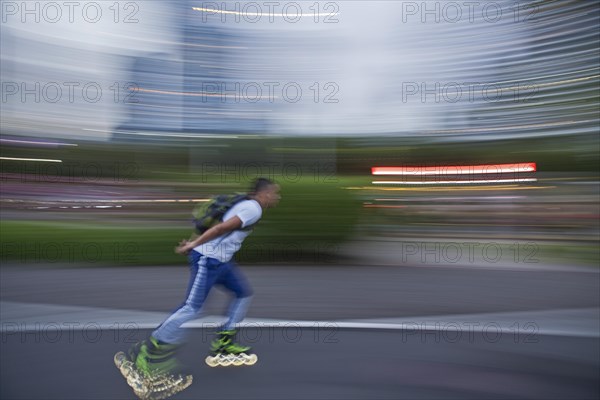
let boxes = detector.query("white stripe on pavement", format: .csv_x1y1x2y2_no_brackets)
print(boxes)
1,301,598,338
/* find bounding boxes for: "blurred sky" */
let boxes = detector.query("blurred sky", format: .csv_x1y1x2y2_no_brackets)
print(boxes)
1,1,598,140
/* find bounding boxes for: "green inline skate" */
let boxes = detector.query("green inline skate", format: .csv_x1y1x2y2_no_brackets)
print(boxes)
205,330,258,367
114,337,192,399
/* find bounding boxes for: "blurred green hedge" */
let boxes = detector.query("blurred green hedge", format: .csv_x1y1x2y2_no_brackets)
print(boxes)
2,132,597,266
1,179,361,266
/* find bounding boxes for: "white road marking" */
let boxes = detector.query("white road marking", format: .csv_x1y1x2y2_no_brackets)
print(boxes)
1,301,598,338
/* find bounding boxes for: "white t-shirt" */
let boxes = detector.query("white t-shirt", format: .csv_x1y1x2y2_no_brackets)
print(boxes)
194,199,262,262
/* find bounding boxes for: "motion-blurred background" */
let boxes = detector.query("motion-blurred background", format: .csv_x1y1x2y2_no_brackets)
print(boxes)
1,1,598,267
1,2,599,399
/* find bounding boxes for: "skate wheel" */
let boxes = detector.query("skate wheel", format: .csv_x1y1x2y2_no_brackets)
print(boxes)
119,362,132,376
205,355,219,368
244,354,258,366
133,385,149,399
127,374,144,388
146,374,193,400
232,355,245,366
220,355,234,366
114,351,128,368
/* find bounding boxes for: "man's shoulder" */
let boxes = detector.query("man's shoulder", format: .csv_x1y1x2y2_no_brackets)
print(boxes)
226,199,262,228
232,199,262,214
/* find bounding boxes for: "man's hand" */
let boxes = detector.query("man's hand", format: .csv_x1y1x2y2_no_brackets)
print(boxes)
174,216,243,256
175,239,191,255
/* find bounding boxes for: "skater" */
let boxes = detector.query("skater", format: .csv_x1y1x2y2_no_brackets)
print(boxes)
115,178,280,397
170,177,280,362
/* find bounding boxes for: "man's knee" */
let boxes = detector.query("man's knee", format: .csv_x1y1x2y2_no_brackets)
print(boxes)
237,286,253,298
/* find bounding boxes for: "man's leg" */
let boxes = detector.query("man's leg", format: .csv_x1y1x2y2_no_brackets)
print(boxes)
211,262,254,353
134,252,218,373
152,252,217,343
219,261,254,330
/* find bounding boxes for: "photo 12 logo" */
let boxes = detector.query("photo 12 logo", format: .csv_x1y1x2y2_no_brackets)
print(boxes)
1,1,140,24
191,81,339,104
192,1,340,23
1,82,139,104
399,321,539,344
1,322,141,344
200,322,340,344
398,241,539,265
1,241,140,264
0,160,140,183
400,2,538,24
401,82,538,104
197,162,338,183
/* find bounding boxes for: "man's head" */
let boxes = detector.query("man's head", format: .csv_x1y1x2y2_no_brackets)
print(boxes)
249,177,280,209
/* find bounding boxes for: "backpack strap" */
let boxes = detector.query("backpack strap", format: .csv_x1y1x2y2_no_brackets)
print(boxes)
229,194,259,232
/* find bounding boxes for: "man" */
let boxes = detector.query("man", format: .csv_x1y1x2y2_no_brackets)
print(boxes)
126,178,280,386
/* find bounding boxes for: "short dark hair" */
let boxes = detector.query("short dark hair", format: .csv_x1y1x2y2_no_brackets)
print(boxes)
250,177,275,194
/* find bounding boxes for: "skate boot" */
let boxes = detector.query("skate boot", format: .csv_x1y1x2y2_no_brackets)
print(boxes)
205,330,257,367
133,337,193,400
114,346,149,398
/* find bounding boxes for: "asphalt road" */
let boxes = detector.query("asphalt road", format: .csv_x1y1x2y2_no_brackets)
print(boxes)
1,264,599,319
1,327,598,400
1,264,599,400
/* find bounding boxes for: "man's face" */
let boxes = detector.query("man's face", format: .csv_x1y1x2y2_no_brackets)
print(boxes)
262,184,281,208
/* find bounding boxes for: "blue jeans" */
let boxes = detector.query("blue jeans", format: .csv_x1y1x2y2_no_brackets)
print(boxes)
152,251,253,344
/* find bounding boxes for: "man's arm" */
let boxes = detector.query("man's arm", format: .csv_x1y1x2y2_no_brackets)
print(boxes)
176,216,243,254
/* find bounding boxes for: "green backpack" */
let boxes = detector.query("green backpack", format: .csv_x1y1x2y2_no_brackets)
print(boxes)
192,193,252,234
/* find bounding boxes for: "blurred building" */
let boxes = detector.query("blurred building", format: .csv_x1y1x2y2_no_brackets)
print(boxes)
113,1,268,142
1,1,597,141
112,54,183,140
